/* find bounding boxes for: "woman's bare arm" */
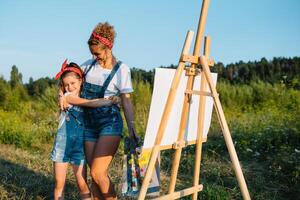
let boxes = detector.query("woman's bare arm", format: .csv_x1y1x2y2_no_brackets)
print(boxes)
121,93,139,142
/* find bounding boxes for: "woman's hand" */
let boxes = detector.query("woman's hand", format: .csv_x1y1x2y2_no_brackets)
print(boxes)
109,96,121,105
130,126,141,147
127,116,141,147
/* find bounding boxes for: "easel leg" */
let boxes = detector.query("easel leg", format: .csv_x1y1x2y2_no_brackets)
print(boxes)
168,75,196,193
192,72,207,200
200,56,251,200
192,35,211,200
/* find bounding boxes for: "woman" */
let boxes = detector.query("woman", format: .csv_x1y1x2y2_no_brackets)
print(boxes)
61,22,138,200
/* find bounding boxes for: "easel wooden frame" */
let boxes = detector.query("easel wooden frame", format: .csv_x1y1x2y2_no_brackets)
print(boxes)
138,0,251,199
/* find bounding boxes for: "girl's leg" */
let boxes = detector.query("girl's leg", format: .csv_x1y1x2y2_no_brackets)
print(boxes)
85,141,104,200
53,162,68,200
72,164,92,200
90,136,121,200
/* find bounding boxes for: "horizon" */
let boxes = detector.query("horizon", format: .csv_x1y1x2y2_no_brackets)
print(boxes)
1,0,299,82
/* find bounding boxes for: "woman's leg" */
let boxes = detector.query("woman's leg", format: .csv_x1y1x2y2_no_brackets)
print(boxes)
85,141,104,200
53,162,68,200
72,164,92,200
90,136,121,200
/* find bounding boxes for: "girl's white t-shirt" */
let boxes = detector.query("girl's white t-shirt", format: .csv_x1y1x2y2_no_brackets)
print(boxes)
81,59,134,98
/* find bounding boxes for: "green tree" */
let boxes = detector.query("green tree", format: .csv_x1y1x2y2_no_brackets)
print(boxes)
10,65,23,88
26,77,57,96
0,76,9,106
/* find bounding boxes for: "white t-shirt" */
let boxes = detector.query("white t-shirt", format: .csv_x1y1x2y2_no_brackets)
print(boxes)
81,59,134,98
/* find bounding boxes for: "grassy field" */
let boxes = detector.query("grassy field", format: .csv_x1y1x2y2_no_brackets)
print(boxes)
0,81,299,199
0,143,171,200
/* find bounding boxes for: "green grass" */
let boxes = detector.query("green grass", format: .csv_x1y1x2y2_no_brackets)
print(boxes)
0,81,300,199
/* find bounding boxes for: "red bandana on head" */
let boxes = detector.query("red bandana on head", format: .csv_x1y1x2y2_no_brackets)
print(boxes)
91,31,113,49
55,59,83,80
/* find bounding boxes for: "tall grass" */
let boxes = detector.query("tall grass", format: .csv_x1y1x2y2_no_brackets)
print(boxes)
0,86,57,150
178,81,300,199
0,80,299,199
131,80,152,138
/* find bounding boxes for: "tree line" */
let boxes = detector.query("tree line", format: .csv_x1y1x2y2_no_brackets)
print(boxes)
131,56,300,89
1,56,299,99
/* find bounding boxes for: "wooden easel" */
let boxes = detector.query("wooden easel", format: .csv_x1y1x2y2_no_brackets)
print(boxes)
138,0,251,199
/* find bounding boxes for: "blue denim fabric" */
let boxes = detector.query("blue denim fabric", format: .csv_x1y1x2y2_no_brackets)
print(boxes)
83,105,123,142
81,82,103,100
50,107,85,165
81,61,123,142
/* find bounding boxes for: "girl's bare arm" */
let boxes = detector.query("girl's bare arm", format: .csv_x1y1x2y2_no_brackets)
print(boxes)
58,87,70,110
65,94,112,108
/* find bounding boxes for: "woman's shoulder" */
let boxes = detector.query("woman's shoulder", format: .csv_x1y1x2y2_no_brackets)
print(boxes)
80,58,96,70
117,61,131,72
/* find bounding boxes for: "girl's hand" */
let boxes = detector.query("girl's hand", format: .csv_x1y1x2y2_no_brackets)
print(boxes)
58,95,70,110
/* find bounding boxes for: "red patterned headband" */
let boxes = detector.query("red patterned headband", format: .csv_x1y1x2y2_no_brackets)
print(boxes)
91,31,113,49
55,59,83,80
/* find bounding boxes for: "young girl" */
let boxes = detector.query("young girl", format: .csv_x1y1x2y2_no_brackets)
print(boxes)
51,60,119,200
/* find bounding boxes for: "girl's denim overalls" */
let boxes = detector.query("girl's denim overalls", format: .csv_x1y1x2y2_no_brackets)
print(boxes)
81,60,123,141
51,106,85,165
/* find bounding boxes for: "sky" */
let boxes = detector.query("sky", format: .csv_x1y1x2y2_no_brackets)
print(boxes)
0,0,299,82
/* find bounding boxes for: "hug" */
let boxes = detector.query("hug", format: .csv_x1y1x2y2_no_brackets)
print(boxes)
51,22,138,200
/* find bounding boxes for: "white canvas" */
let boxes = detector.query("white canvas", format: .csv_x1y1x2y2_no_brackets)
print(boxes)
143,68,218,149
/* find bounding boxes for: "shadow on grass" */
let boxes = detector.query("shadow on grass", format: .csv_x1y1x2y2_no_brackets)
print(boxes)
0,158,78,200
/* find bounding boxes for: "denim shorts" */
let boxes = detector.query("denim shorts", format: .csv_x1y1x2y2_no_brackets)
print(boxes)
83,105,123,142
51,109,85,165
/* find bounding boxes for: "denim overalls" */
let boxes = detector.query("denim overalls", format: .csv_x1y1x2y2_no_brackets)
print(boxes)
51,106,85,165
81,60,123,142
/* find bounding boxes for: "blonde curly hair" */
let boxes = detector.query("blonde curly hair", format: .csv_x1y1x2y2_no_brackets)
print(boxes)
88,22,116,48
